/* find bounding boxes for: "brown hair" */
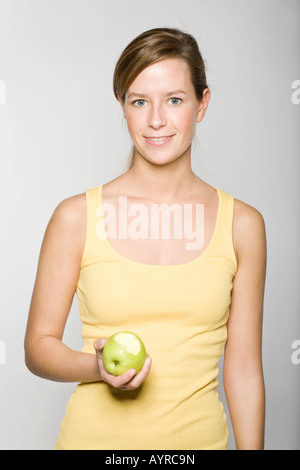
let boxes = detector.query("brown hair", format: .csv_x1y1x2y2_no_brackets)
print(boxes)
113,27,209,170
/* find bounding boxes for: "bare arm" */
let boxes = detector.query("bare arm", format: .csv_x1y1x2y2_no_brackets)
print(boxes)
24,194,151,387
24,194,101,382
223,200,267,450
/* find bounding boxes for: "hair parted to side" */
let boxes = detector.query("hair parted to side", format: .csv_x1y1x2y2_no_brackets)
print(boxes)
113,27,209,171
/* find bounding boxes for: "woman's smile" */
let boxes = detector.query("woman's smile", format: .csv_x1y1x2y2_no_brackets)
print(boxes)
144,135,175,146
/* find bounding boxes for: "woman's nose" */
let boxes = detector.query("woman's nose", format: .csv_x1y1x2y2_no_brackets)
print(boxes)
148,104,167,129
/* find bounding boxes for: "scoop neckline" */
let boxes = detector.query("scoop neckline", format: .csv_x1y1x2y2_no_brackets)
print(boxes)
98,184,223,268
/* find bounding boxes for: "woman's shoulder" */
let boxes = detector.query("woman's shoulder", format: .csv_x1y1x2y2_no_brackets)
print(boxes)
232,196,266,265
233,197,265,232
44,192,87,253
35,192,88,267
52,192,87,227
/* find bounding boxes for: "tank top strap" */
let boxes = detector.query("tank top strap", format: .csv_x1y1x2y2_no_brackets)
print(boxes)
80,184,106,268
210,187,237,274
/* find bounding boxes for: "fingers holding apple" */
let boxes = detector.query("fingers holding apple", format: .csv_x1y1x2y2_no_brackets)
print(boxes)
119,353,152,391
93,332,151,391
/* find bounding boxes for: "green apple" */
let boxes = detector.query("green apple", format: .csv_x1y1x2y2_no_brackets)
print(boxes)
102,331,147,376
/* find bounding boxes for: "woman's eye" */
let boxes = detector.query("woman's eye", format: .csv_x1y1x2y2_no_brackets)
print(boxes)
169,98,182,105
133,100,146,107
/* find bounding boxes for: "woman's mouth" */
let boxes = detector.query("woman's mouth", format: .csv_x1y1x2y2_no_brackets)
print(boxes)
144,135,175,146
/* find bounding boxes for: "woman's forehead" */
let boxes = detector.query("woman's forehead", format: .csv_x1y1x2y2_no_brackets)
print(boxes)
127,58,193,96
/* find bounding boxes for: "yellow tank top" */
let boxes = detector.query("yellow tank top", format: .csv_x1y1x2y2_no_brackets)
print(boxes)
54,184,237,450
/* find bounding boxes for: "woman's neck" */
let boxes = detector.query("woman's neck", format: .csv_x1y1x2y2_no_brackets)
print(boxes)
124,151,200,202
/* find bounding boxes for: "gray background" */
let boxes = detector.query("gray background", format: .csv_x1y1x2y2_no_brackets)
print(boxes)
0,0,299,450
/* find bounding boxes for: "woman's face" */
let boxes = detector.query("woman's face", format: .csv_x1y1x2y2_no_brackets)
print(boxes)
119,58,210,166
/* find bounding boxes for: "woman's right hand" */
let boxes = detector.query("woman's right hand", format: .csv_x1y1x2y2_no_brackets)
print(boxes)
93,339,152,391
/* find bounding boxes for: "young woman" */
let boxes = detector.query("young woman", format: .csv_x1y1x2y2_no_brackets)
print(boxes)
24,28,266,450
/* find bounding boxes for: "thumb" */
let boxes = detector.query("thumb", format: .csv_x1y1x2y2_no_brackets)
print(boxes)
93,338,107,352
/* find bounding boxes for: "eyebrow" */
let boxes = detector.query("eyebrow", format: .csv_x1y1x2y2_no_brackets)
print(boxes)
127,89,187,100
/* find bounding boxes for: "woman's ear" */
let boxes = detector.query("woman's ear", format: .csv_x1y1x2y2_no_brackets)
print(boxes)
196,88,211,123
117,94,126,119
